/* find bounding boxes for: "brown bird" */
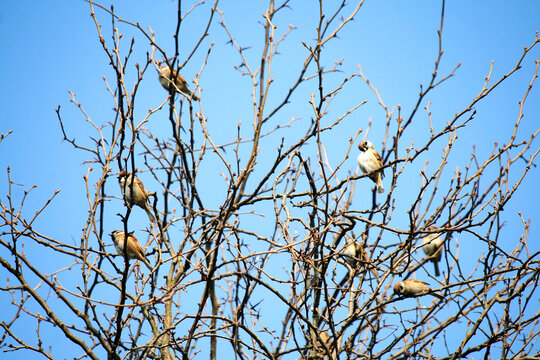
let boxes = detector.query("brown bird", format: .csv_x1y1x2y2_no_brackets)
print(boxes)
117,171,156,223
109,230,152,270
157,63,198,100
310,331,335,359
357,140,384,194
422,226,443,277
393,279,442,299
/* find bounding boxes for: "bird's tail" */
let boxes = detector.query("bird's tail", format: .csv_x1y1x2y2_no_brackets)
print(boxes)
376,178,384,194
145,207,156,223
180,90,198,101
142,258,153,271
433,261,440,277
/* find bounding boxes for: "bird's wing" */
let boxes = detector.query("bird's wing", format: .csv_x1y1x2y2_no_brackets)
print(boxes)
135,177,150,198
373,150,384,177
411,279,429,286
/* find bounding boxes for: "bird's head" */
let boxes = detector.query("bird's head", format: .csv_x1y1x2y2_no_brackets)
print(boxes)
393,282,404,296
109,230,122,239
358,140,373,152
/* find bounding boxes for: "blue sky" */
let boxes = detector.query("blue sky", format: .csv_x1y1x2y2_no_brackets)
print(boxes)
1,1,539,358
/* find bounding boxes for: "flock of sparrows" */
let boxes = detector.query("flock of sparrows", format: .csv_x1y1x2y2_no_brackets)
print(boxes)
356,141,445,299
108,62,198,270
108,63,444,300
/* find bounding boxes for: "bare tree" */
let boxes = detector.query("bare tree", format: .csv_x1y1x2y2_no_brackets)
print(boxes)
1,1,540,359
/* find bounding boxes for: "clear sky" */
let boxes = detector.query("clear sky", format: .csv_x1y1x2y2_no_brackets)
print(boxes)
2,1,538,238
1,1,539,358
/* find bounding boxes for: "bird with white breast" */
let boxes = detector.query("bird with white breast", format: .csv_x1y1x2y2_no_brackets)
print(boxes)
117,171,156,223
109,230,152,270
357,140,384,194
422,225,443,277
157,61,198,101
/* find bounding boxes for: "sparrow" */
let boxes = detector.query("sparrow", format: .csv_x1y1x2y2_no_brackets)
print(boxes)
157,63,199,100
357,140,384,194
342,239,366,267
310,331,334,359
393,279,442,299
109,230,152,270
422,226,443,277
117,171,156,223
315,331,330,347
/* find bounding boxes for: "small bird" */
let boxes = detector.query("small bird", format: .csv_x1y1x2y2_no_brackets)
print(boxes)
393,279,442,299
310,331,334,359
109,230,152,270
342,239,366,267
157,63,198,100
357,140,384,194
117,171,156,223
422,226,443,277
316,331,330,348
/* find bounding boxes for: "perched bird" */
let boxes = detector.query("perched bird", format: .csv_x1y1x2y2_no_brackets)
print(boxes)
342,239,366,267
316,331,331,348
157,63,198,100
422,226,443,277
117,171,156,223
357,140,384,194
393,279,442,299
109,230,152,270
310,331,334,359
